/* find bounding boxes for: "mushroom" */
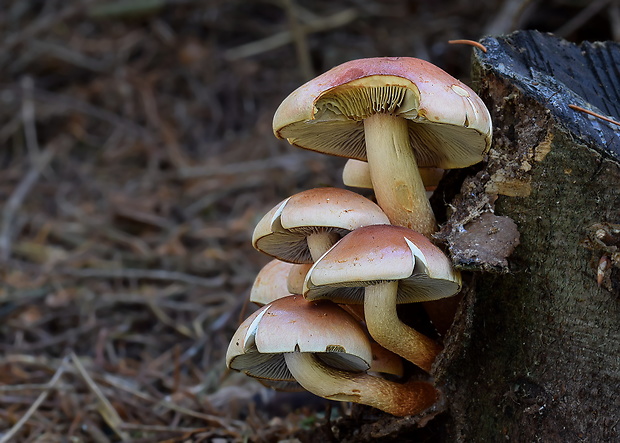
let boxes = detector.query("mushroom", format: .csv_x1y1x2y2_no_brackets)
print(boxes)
252,187,389,263
304,224,461,372
227,295,436,416
342,159,445,197
273,57,492,236
250,262,404,377
250,259,297,306
286,262,312,295
342,159,374,189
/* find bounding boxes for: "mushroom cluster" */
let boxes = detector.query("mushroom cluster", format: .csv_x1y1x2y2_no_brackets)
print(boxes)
227,57,492,416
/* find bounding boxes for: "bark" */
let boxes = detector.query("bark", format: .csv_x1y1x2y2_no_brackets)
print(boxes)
295,30,620,442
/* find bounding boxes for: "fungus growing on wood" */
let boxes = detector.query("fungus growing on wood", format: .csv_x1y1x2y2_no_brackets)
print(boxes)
252,187,389,263
226,295,436,416
273,57,492,236
251,261,405,377
304,224,461,372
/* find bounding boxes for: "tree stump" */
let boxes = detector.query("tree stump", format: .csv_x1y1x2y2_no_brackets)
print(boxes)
437,30,620,442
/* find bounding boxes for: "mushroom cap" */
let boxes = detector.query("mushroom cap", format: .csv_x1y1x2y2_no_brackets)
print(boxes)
342,159,444,191
250,259,297,306
304,224,461,303
226,295,372,382
252,187,389,263
342,159,374,189
287,263,312,295
273,57,491,169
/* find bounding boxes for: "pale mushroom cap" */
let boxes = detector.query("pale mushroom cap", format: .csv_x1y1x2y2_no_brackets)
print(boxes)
287,263,312,295
304,224,461,303
342,159,374,189
250,259,296,306
227,303,293,381
226,295,372,381
252,187,389,263
273,57,491,169
342,159,444,191
369,342,404,378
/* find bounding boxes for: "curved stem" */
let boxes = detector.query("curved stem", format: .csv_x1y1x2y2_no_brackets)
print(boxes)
363,113,436,236
363,281,442,372
307,231,340,262
284,352,437,416
369,341,404,378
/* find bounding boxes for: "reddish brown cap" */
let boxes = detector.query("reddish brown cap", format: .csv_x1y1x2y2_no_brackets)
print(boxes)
305,224,461,303
226,295,372,381
252,187,389,263
273,57,491,169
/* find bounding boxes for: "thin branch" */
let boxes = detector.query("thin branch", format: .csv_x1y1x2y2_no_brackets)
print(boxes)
224,8,357,60
56,266,226,288
20,76,39,158
177,152,310,179
0,136,67,261
484,0,538,36
0,0,100,60
0,85,154,141
284,0,314,80
610,1,620,41
569,104,620,127
70,352,130,441
119,423,205,434
0,356,69,443
99,372,237,428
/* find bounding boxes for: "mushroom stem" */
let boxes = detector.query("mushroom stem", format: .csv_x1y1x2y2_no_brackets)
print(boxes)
363,281,442,372
284,352,437,416
306,231,340,262
363,113,437,236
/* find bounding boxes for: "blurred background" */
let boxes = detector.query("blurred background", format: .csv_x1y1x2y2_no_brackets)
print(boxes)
0,0,617,441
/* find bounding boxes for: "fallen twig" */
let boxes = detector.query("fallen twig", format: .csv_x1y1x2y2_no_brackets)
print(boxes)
0,0,101,64
99,372,237,428
70,352,130,441
0,136,67,261
0,85,154,140
0,356,69,443
284,0,314,80
56,267,226,288
177,153,311,179
483,0,536,35
224,8,357,60
569,104,620,127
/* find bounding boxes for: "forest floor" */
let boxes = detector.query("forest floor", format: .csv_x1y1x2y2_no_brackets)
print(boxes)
0,1,616,441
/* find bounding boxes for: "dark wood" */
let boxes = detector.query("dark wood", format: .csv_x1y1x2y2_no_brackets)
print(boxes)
481,30,620,159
